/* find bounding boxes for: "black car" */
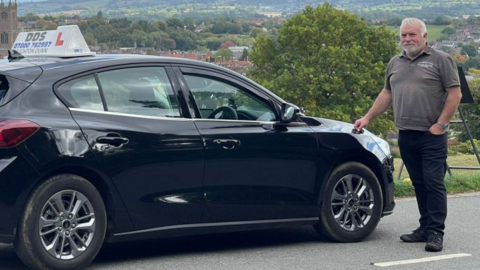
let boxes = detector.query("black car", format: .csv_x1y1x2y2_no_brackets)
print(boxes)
0,52,395,270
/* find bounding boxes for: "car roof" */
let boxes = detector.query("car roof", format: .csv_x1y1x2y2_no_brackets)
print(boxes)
8,54,218,70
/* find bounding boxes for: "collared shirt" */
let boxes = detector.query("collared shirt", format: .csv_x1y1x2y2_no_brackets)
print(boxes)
385,46,460,131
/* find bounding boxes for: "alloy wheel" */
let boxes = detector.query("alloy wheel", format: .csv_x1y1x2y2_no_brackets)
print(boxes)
330,174,375,232
39,190,96,260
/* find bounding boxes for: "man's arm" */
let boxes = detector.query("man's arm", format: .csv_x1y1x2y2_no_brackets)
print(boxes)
354,88,392,131
429,86,462,134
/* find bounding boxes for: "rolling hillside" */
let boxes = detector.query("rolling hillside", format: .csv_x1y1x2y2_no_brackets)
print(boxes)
15,0,480,20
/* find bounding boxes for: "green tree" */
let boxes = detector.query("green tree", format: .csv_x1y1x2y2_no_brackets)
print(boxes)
386,17,402,26
166,18,184,30
249,3,397,136
239,48,249,61
19,13,40,22
169,30,197,51
146,48,155,55
97,11,104,20
434,16,451,25
183,17,195,31
84,32,98,46
215,47,233,61
465,57,480,70
461,44,479,58
440,46,453,54
458,77,480,141
250,27,264,38
204,37,222,50
441,26,455,35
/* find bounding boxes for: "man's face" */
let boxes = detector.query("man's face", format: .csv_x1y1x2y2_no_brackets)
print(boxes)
400,23,427,58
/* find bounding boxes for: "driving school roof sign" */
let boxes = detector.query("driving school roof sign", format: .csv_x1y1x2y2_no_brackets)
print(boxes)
12,25,95,57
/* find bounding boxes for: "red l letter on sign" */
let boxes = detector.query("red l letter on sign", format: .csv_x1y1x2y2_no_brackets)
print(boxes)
55,32,64,46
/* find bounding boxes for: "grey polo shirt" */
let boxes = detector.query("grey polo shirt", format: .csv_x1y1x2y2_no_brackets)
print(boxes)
385,46,460,131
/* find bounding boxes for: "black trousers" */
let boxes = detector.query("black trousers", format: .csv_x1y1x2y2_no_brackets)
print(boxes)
398,130,448,234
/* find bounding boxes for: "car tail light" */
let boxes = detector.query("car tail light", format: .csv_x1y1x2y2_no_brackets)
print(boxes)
0,119,40,148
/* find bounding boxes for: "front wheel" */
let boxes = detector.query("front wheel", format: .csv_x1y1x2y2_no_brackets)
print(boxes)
14,174,106,270
314,162,383,242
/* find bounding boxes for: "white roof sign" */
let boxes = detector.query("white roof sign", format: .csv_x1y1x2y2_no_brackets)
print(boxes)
12,25,95,57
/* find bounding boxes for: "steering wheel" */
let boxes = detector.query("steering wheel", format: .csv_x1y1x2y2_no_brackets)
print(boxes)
208,106,238,120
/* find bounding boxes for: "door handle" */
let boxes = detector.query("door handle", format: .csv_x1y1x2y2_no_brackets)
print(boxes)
213,139,241,150
96,134,129,147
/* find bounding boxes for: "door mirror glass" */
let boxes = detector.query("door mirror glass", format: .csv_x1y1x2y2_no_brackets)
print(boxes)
281,103,300,123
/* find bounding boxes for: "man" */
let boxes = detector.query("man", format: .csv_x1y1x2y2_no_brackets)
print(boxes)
354,18,462,252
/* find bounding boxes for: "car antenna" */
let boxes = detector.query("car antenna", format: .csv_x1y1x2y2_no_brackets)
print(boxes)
8,49,25,62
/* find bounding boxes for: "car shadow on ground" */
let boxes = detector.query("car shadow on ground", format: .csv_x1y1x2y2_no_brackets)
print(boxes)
0,226,324,270
93,226,324,266
0,226,384,270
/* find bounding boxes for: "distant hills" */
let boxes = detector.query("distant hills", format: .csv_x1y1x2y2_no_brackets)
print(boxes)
15,0,480,20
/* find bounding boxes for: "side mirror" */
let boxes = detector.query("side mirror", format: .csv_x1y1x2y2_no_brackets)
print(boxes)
280,103,300,123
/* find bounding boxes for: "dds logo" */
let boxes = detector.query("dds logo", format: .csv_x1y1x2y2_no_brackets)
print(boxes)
25,32,47,42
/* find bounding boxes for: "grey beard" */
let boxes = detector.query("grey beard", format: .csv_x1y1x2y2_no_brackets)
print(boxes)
404,47,423,58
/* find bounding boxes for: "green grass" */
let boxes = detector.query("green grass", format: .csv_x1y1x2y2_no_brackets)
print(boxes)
394,154,480,197
383,24,446,42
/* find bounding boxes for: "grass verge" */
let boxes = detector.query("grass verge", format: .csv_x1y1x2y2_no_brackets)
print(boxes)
394,154,480,197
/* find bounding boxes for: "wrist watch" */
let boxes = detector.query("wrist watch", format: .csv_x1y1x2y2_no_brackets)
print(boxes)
436,121,449,130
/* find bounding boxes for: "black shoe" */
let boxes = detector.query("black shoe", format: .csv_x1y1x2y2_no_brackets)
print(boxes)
425,231,443,252
400,228,428,242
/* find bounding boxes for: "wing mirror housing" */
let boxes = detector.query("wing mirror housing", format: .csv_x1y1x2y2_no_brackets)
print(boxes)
280,103,300,123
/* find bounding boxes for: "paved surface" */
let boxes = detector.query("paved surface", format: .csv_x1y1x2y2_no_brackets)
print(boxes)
1,192,479,270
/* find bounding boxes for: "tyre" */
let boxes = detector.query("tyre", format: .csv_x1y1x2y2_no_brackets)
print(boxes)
314,162,383,242
14,174,106,270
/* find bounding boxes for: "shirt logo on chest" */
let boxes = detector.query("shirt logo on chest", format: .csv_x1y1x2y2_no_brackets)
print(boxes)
417,61,434,68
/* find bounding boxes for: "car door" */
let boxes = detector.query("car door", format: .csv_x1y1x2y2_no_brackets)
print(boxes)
175,66,320,223
56,66,205,231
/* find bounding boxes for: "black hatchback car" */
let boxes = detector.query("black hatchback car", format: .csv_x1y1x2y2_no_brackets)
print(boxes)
0,52,395,269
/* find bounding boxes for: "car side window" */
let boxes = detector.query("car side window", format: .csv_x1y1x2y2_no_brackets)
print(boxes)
57,75,104,111
184,75,276,121
97,67,181,118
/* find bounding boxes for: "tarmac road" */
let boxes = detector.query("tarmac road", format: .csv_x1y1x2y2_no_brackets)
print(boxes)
1,192,479,270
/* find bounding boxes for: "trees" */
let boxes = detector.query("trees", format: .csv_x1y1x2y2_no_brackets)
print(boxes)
204,37,222,50
434,16,451,25
441,26,455,35
386,17,402,26
239,48,249,61
169,30,197,51
249,3,397,136
465,57,480,70
215,48,233,61
461,44,479,58
457,76,480,141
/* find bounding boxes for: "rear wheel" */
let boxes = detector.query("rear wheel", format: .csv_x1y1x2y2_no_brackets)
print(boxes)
314,162,383,242
14,174,106,270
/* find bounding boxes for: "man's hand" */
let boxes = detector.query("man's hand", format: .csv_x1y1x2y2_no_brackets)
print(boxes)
354,117,370,133
353,88,392,133
429,123,446,135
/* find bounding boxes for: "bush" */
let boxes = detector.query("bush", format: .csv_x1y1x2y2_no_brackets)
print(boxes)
391,148,401,159
449,140,479,155
388,139,398,147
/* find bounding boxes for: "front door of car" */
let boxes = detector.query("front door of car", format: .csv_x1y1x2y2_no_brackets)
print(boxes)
56,66,205,231
177,68,319,222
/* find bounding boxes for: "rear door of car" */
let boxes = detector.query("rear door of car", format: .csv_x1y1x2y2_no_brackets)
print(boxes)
174,66,320,223
55,65,205,231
